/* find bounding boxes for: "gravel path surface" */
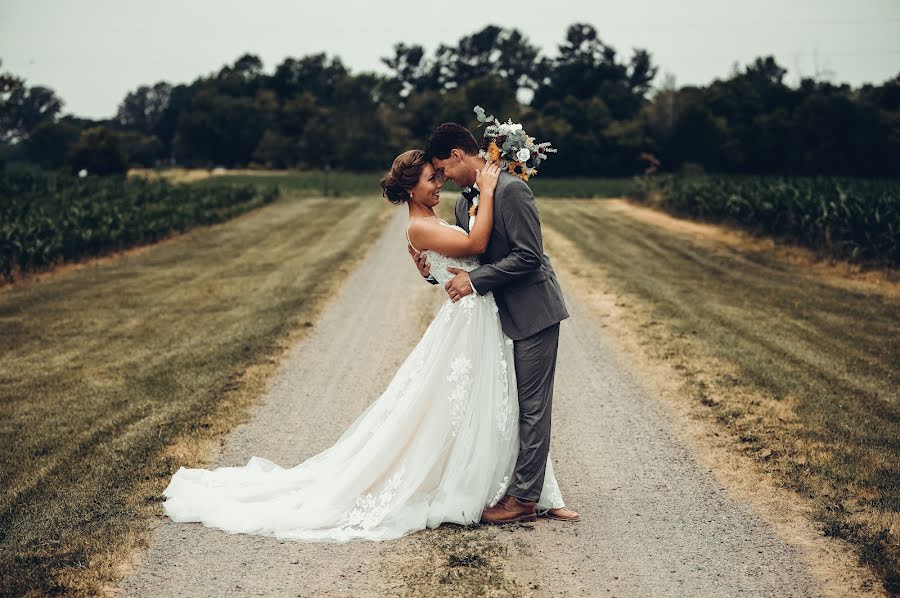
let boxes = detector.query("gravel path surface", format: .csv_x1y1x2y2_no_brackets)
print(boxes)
504,292,830,596
117,209,836,597
117,209,446,597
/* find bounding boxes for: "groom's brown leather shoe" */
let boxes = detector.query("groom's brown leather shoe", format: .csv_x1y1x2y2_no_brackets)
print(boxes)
480,495,537,524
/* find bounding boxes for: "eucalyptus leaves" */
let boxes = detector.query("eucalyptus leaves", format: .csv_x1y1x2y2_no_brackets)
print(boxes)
474,105,557,181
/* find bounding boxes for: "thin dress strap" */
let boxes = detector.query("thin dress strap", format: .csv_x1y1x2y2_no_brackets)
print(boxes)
406,220,422,253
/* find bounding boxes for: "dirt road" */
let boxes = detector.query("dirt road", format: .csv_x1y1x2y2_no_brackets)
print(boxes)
117,209,864,597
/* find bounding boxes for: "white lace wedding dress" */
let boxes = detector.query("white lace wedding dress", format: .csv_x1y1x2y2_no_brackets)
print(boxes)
162,220,565,542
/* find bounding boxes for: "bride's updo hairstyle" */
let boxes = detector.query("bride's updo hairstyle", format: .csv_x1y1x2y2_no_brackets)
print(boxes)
380,149,427,205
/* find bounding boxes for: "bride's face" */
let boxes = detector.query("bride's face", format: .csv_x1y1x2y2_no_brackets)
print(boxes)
409,163,442,208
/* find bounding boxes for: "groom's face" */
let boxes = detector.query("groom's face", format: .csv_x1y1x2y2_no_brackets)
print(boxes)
431,149,476,189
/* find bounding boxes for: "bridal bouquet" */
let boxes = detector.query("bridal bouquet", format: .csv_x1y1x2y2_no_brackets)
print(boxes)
473,105,557,181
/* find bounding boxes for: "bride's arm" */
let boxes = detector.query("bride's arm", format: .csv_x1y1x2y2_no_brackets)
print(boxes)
408,162,500,257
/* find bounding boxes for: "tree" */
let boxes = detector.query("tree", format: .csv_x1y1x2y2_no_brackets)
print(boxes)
0,61,63,143
81,26,900,178
269,54,347,102
114,81,172,136
669,100,729,171
252,129,297,168
381,42,427,101
794,91,889,176
116,130,164,167
446,26,542,92
173,87,273,167
642,72,678,144
325,73,393,170
533,23,657,121
296,105,339,168
279,92,318,138
154,83,194,159
25,119,81,169
216,53,265,97
65,126,128,175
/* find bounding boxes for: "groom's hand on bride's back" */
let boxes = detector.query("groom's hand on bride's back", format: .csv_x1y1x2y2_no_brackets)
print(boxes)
408,243,437,284
445,267,474,302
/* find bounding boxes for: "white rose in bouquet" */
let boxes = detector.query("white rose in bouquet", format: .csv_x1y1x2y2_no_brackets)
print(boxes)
516,148,531,162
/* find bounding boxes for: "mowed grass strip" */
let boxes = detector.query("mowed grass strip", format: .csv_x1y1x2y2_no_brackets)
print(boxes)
541,198,900,593
131,167,636,200
0,192,391,595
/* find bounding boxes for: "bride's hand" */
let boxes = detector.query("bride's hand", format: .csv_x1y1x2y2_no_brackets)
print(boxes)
408,243,431,278
475,162,502,198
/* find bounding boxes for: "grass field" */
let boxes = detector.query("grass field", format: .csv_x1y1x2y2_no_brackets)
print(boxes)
0,190,392,595
540,198,900,593
5,166,896,593
130,167,635,199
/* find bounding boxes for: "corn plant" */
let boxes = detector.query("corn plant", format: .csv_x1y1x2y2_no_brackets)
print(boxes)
631,173,900,265
0,171,279,281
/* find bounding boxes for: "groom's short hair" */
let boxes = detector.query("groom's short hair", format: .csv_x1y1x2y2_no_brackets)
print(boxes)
425,123,479,160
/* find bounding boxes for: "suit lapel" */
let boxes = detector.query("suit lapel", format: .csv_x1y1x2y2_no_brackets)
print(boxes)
456,195,470,233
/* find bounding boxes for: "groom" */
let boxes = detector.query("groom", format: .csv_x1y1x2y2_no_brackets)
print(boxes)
413,122,579,524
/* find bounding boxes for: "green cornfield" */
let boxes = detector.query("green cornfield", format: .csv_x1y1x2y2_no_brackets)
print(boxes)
0,170,279,282
632,174,900,265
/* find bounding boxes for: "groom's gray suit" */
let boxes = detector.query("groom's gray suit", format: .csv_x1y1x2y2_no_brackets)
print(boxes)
440,170,569,502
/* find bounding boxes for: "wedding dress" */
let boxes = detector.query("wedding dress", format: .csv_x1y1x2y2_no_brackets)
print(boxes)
162,220,565,542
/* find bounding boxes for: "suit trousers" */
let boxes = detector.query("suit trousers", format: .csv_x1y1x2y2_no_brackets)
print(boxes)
508,322,560,502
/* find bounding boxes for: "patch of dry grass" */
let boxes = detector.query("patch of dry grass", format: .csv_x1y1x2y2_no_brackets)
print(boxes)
0,192,391,595
541,198,899,594
386,524,530,597
127,167,292,183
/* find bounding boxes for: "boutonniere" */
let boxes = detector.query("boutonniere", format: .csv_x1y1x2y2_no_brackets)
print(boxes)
468,194,480,218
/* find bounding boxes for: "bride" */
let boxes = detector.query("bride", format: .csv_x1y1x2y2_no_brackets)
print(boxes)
161,150,571,542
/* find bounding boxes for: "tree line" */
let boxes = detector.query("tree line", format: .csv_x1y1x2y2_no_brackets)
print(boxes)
1,23,898,177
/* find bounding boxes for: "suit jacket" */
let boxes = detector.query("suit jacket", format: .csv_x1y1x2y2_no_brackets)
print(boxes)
454,170,569,340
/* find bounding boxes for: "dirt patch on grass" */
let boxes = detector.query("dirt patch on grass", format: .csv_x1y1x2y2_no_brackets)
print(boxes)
127,167,294,184
128,167,210,183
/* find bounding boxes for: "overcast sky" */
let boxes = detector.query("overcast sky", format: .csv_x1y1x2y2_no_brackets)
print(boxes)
2,0,898,120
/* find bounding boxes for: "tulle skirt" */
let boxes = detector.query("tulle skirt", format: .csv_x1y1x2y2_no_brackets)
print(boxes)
163,291,564,542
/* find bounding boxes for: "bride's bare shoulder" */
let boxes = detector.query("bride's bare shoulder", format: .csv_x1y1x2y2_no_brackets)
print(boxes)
408,216,436,226
407,217,439,243
408,217,441,235
408,216,469,252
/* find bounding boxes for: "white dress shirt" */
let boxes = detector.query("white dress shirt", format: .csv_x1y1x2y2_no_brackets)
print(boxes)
467,182,481,296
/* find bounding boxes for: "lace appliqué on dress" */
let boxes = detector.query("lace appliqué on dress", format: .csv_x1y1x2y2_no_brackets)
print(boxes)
446,355,473,436
540,471,565,509
367,355,424,430
488,475,510,507
496,341,512,438
393,355,425,404
340,462,408,530
459,293,477,324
